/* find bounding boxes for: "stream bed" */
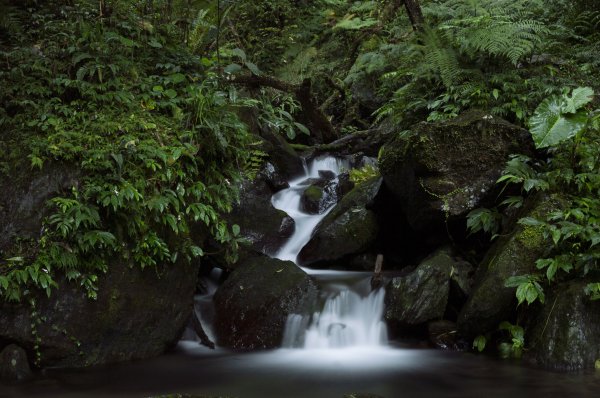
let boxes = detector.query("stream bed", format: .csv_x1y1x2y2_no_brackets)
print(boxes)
4,345,600,398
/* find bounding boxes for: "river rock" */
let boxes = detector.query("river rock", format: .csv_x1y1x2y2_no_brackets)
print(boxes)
385,248,455,328
378,110,532,232
213,256,317,349
527,279,600,371
0,344,32,382
458,194,568,336
0,162,79,251
226,177,294,256
298,177,381,268
0,261,196,368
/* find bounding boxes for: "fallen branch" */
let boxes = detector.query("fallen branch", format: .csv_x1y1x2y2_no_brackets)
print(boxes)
191,310,215,349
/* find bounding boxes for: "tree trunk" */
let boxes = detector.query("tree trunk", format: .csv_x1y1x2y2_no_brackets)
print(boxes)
402,0,424,31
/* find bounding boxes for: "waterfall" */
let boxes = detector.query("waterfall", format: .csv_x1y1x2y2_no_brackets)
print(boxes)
272,155,388,349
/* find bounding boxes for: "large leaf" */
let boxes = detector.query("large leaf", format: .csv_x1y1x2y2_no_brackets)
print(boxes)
563,87,594,114
529,97,587,149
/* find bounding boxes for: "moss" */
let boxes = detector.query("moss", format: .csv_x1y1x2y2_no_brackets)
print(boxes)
517,224,546,250
303,185,323,201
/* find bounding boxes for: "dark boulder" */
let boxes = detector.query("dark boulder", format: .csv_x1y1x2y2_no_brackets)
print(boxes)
300,185,324,214
227,177,294,256
0,261,196,368
213,256,317,349
0,162,78,252
0,344,32,382
527,279,600,371
379,111,532,232
385,248,455,328
458,194,568,336
298,177,381,268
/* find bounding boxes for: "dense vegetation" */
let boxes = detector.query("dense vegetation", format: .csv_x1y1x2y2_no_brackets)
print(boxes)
1,0,600,362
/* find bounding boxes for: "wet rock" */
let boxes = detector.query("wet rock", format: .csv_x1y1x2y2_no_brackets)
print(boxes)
379,110,532,232
0,261,196,368
258,128,304,179
213,256,317,349
226,177,294,256
298,177,381,268
428,320,469,351
0,344,32,382
258,162,289,192
318,170,336,180
300,185,324,214
458,194,568,336
527,279,600,371
385,248,454,327
0,162,79,251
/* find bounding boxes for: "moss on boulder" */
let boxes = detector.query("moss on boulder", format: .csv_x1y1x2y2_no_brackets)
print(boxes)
298,177,381,268
378,110,532,232
457,194,568,336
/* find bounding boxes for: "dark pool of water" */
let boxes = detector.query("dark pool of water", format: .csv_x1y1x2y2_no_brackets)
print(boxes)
2,342,599,398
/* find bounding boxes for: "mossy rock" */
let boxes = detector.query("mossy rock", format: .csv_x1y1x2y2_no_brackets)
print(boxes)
385,247,455,328
0,260,196,368
378,110,532,232
457,193,568,336
298,177,382,268
527,279,600,371
226,176,294,256
213,256,317,349
300,185,324,214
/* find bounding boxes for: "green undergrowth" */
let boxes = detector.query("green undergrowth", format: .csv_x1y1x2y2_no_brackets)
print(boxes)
0,1,255,301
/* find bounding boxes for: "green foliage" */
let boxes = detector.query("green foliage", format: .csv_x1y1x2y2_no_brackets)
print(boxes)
495,89,600,307
349,163,379,184
0,0,254,301
466,208,501,236
250,92,310,140
529,87,593,148
473,335,487,352
498,321,525,359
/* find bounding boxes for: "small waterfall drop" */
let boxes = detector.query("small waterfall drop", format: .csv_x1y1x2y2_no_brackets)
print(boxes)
272,155,388,349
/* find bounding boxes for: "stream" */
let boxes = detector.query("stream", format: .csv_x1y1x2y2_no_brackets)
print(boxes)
4,156,600,398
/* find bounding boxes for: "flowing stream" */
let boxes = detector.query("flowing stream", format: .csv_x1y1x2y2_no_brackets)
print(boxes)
7,159,600,398
272,155,388,349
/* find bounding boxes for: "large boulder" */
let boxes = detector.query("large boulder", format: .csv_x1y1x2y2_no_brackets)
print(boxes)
527,279,600,371
378,111,532,232
0,163,197,368
213,256,317,349
458,194,568,336
226,176,294,256
298,177,381,268
384,248,455,328
0,261,196,368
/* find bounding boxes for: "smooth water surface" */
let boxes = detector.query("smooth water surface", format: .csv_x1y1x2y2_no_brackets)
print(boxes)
4,343,599,398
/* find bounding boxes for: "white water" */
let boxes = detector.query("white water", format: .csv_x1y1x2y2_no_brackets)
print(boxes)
272,155,388,349
271,156,349,263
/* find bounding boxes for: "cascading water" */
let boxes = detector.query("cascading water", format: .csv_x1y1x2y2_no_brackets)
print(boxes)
272,155,388,349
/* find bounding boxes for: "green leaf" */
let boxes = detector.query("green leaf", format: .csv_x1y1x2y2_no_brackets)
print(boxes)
164,89,177,99
563,87,594,114
473,335,486,352
529,96,588,149
168,73,186,84
245,61,261,76
231,48,247,62
224,63,243,74
148,38,163,48
294,122,310,136
232,224,240,237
